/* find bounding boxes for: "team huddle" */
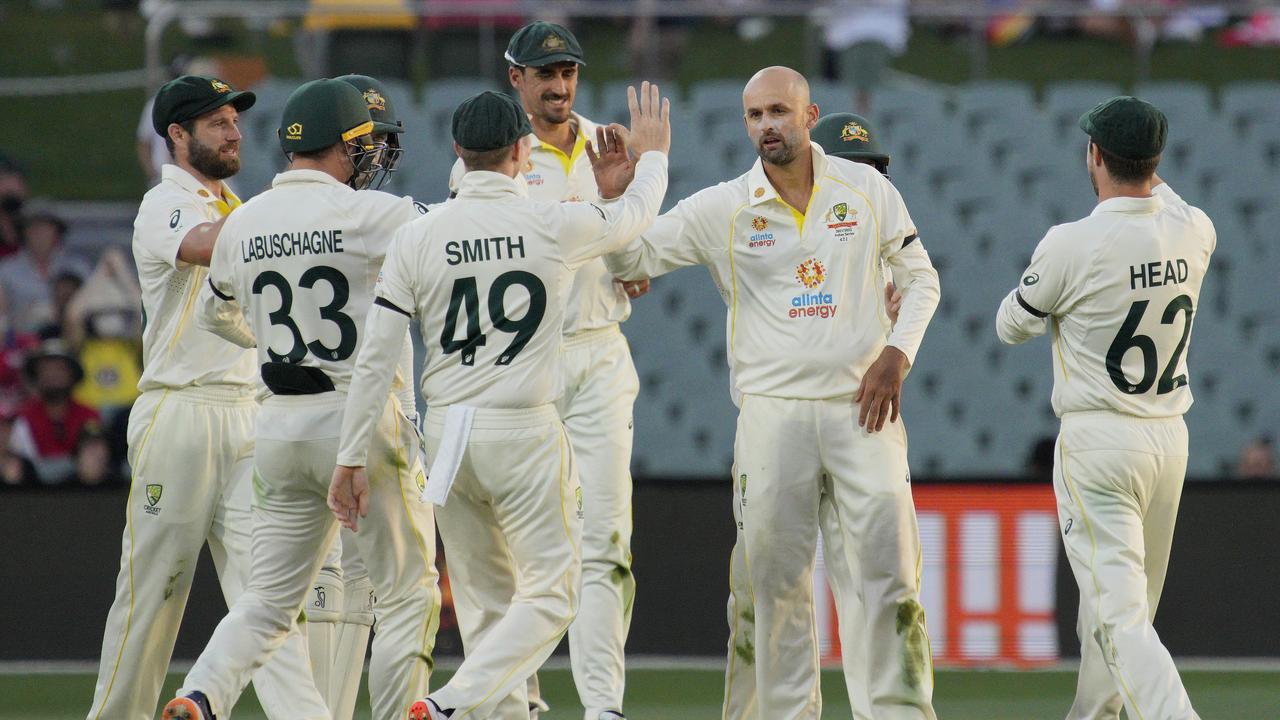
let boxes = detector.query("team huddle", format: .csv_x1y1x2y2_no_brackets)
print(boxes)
85,18,1213,720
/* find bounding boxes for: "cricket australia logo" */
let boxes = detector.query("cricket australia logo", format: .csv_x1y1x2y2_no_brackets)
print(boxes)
739,473,748,505
790,258,837,319
144,484,163,515
210,79,231,94
824,202,859,240
542,33,567,51
575,487,584,519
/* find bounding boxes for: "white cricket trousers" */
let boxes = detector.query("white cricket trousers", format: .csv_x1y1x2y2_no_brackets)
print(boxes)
87,386,324,720
426,404,582,720
722,395,935,720
180,392,441,720
556,325,638,719
1055,411,1200,720
722,487,873,720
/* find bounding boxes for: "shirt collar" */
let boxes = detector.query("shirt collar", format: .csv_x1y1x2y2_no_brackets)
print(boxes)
271,168,352,191
456,170,529,199
161,163,239,206
527,112,591,151
1090,193,1165,217
746,141,828,207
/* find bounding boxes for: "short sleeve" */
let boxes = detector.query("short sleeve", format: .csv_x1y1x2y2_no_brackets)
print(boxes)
374,225,417,316
134,192,210,270
871,171,919,257
1015,226,1081,318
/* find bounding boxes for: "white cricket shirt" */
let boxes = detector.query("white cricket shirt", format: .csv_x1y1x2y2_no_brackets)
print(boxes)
996,182,1216,418
200,169,424,412
133,164,256,392
449,112,630,335
605,142,941,401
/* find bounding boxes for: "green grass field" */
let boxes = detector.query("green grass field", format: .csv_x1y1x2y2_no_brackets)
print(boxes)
5,667,1275,719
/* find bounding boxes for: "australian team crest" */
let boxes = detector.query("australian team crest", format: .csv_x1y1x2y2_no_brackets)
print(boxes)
144,484,163,515
543,33,567,51
841,121,870,144
210,79,231,94
362,88,387,112
833,203,848,221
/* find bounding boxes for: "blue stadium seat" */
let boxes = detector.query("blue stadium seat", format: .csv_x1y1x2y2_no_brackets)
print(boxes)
1042,81,1125,141
1220,81,1280,142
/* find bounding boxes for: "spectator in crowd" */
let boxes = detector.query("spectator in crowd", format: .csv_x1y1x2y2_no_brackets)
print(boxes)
1237,436,1276,479
0,154,28,260
0,208,91,334
72,425,123,487
820,0,909,114
0,411,36,487
64,247,143,422
7,340,101,485
37,271,84,341
0,284,40,416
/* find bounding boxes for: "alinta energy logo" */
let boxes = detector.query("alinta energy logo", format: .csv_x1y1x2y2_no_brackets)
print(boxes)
790,258,837,319
748,215,774,249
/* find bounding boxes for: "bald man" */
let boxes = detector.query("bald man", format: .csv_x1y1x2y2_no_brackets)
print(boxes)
604,67,940,719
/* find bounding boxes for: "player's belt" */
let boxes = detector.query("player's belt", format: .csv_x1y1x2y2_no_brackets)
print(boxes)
261,362,336,396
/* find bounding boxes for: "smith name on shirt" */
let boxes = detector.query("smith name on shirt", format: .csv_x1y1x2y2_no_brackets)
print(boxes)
446,236,527,266
241,229,345,262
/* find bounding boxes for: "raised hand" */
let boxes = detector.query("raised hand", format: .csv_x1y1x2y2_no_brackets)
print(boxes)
586,123,636,200
626,80,671,157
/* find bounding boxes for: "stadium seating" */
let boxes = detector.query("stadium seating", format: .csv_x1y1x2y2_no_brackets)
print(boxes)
236,76,1279,478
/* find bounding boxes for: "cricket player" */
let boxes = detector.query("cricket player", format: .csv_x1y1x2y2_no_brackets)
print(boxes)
444,22,648,720
86,74,326,720
604,67,940,720
996,96,1212,720
329,84,670,720
305,72,411,720
162,78,439,720
723,111,898,720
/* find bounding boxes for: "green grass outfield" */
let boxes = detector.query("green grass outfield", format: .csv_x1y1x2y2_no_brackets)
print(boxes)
5,666,1275,719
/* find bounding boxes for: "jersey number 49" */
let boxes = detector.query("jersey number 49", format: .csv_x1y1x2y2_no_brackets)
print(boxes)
441,271,547,367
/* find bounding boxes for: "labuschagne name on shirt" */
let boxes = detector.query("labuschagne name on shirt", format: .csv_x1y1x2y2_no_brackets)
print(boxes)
1129,258,1188,290
242,229,344,262
446,236,527,266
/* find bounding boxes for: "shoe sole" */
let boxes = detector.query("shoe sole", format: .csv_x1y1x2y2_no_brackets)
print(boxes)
162,698,202,720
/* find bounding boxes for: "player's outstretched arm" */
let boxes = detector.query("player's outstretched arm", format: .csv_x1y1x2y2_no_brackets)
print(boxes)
194,258,257,349
560,81,672,268
176,216,227,267
331,302,412,531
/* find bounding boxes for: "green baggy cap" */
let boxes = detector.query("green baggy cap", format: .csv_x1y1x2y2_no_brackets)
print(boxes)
1079,96,1168,160
452,91,532,151
504,21,585,67
813,112,890,167
278,78,374,154
337,74,403,135
152,75,256,136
